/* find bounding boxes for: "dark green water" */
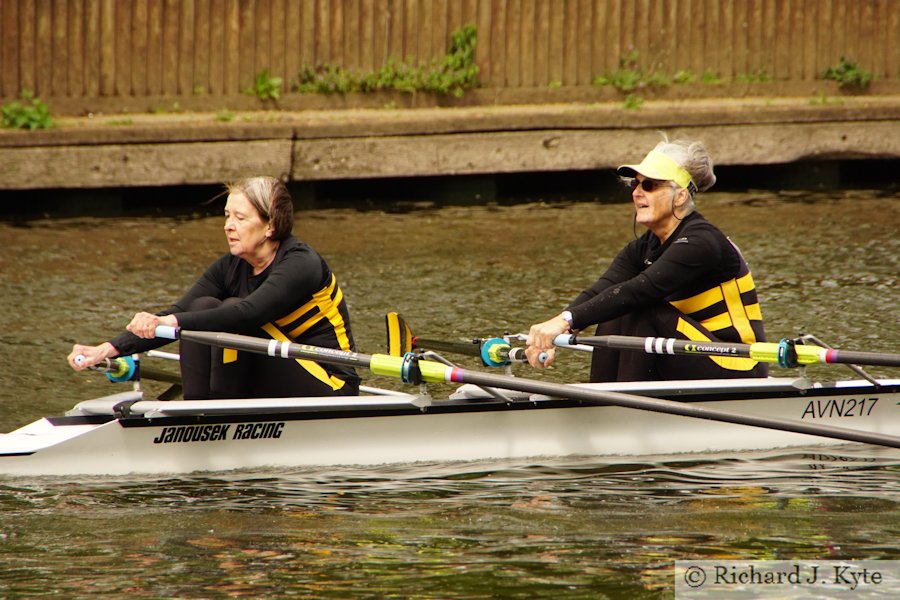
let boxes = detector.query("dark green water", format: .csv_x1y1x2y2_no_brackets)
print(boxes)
0,190,898,598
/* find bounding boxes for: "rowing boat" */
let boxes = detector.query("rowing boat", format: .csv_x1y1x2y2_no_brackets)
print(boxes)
2,326,898,477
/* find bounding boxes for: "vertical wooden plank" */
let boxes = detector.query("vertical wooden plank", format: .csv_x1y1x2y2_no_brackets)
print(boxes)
358,0,375,71
590,0,605,78
344,0,359,70
747,0,762,75
447,0,462,33
461,0,478,27
145,0,161,95
18,0,36,94
283,0,300,79
492,0,508,86
802,0,817,79
630,0,646,70
253,0,270,78
829,0,845,71
383,0,397,61
179,0,195,95
759,0,776,77
886,0,900,77
50,0,66,96
161,0,179,94
34,0,51,96
547,0,563,84
733,0,748,77
645,0,664,72
1,1,19,97
114,0,132,96
371,0,387,64
772,0,789,80
607,0,622,73
417,0,433,62
505,0,520,87
432,0,448,63
99,0,117,96
531,0,548,85
858,0,876,75
519,0,535,87
400,0,414,61
813,0,829,79
84,0,101,95
872,0,887,76
67,0,84,96
329,0,343,65
299,0,314,67
475,0,492,85
115,2,131,97
269,0,286,78
129,2,148,98
699,0,712,76
222,0,239,94
208,0,224,95
193,0,210,95
787,0,802,80
720,0,735,78
315,0,329,63
647,0,661,71
845,0,861,69
237,0,254,89
618,0,633,67
560,0,576,85
667,0,683,73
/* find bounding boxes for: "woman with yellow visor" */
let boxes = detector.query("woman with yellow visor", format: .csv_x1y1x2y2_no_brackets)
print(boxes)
526,137,768,382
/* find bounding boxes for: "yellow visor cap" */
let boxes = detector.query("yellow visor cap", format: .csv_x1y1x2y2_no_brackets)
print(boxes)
617,150,694,190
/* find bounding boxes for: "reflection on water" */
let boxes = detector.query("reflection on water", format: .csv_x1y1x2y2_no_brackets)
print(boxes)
0,449,898,597
0,189,898,597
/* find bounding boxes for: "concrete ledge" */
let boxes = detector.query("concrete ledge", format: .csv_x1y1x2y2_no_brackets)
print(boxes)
1,96,898,189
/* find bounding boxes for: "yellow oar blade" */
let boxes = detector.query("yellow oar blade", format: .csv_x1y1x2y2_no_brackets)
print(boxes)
385,312,414,356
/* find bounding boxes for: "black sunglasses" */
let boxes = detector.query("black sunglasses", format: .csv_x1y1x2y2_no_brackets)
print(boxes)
626,177,670,193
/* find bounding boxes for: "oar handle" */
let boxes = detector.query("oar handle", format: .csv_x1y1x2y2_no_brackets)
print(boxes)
75,355,137,382
552,334,594,352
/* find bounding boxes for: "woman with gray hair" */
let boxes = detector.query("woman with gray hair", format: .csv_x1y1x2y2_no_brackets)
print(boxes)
68,176,360,398
526,138,768,382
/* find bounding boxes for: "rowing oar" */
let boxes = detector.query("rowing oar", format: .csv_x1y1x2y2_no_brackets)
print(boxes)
155,327,900,450
560,335,900,369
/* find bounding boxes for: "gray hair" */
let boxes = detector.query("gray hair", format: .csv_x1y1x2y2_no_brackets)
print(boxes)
651,136,716,215
226,176,294,240
652,137,717,191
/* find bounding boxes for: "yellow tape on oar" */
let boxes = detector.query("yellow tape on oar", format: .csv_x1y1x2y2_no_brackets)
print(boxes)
749,343,824,366
369,353,448,384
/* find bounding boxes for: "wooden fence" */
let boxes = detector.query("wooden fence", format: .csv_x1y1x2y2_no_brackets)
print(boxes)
1,0,898,104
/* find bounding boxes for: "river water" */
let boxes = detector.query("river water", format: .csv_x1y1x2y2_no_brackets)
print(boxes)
1,188,898,598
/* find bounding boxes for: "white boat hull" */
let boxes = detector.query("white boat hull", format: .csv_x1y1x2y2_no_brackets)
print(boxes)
1,377,898,476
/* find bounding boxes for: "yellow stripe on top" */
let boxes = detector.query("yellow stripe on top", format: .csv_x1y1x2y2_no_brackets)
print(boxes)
669,287,723,314
275,273,338,327
668,273,762,343
261,322,345,391
720,279,757,343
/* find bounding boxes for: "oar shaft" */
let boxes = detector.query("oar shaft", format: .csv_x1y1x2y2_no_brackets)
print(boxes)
412,336,482,357
158,327,900,449
567,335,900,368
